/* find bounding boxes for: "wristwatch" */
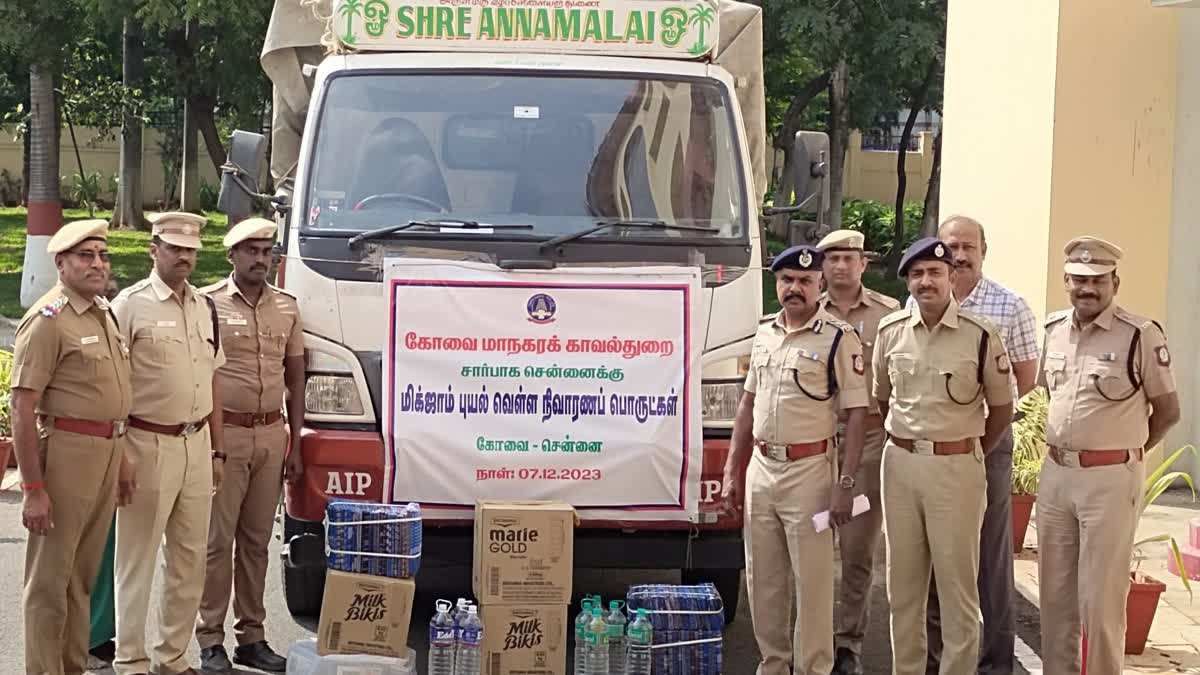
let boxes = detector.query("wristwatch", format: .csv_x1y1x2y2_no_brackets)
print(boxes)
838,474,855,489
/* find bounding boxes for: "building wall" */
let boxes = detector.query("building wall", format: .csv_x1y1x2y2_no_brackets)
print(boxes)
767,130,937,206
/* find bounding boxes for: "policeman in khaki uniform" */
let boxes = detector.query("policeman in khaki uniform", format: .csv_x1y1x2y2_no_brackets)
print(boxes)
112,213,227,675
12,220,133,675
815,229,899,675
195,218,306,673
1037,236,1180,674
722,245,868,675
871,237,1014,675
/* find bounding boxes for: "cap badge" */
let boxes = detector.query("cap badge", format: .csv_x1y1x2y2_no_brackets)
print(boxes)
934,244,945,257
1080,249,1092,263
799,250,813,268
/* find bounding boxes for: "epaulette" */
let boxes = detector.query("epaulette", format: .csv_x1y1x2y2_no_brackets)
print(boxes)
197,277,229,295
1045,309,1071,326
759,312,777,324
877,308,912,331
825,316,857,335
38,295,68,318
959,308,1000,336
269,282,298,300
1114,307,1165,335
865,288,902,310
115,278,152,300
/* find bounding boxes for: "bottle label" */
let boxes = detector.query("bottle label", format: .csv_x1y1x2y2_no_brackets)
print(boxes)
429,626,455,646
460,627,483,647
585,631,608,646
608,624,623,637
628,627,650,642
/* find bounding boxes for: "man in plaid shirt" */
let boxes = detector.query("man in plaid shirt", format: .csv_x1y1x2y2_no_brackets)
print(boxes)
906,215,1038,675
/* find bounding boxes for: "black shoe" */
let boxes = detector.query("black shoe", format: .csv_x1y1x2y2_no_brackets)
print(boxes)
88,639,115,662
200,644,232,673
833,647,864,675
233,641,287,673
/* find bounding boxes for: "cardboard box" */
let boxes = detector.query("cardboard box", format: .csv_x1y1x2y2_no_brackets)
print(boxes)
473,501,575,605
316,570,415,658
480,604,568,675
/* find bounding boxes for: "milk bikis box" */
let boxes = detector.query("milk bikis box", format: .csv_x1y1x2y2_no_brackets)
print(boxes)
480,605,568,675
316,570,415,658
472,500,576,605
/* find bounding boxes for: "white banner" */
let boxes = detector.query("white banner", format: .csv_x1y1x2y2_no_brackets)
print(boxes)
382,259,702,520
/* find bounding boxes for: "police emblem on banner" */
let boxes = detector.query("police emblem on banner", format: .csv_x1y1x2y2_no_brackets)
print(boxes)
1156,345,1171,367
526,293,557,324
853,353,864,375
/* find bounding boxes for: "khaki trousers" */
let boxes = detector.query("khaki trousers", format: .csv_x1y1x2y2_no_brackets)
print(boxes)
881,439,986,675
114,426,213,675
196,421,286,649
1037,453,1144,675
24,428,121,675
744,446,836,675
834,425,886,654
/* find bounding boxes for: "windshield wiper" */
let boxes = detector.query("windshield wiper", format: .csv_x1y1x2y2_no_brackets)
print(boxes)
537,219,720,252
348,219,534,247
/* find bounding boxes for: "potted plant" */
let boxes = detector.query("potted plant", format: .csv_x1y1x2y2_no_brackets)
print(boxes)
0,348,12,471
1122,443,1197,655
1010,387,1048,554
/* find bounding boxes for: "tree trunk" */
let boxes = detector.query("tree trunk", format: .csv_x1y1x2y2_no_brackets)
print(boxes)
22,64,62,308
771,71,831,210
115,17,148,230
196,102,226,175
886,55,940,278
826,58,851,230
179,19,200,212
920,127,943,238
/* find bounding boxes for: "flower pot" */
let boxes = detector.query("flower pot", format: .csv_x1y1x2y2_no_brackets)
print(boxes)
0,437,12,471
1011,493,1035,554
1125,570,1166,655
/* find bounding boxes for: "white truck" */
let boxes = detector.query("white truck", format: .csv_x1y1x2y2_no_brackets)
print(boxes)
219,0,826,623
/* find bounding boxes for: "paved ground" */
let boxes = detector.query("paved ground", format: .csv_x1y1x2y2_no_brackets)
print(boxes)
0,469,1038,674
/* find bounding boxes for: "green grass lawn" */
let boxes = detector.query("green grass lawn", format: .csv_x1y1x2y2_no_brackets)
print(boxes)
0,208,231,318
761,234,909,315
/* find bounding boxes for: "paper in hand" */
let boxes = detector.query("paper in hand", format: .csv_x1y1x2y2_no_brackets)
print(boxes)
811,494,871,533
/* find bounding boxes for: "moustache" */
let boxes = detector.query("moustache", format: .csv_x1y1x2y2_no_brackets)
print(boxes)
1074,292,1099,300
784,293,807,303
251,265,267,272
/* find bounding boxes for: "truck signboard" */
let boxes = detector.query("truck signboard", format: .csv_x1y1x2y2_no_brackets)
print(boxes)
333,0,720,59
382,259,703,520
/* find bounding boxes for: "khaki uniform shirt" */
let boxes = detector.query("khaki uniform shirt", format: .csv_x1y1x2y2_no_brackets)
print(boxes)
112,270,227,425
819,285,900,417
872,300,1013,441
744,308,869,444
199,276,305,414
12,283,133,422
1039,303,1176,450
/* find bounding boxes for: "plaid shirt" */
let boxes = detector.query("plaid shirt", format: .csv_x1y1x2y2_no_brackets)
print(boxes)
905,276,1039,362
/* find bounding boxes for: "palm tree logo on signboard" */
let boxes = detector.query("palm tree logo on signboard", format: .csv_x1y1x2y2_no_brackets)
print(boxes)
340,0,363,44
688,4,714,55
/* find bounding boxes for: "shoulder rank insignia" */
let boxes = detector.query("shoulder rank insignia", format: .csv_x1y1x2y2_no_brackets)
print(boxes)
40,296,67,317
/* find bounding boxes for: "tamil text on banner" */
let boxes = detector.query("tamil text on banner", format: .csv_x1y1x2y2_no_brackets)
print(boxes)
382,259,702,521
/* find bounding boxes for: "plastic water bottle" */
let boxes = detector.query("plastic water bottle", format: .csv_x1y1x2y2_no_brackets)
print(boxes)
429,599,457,675
454,605,484,675
454,598,470,628
583,606,609,675
573,598,596,675
625,608,652,675
606,601,627,675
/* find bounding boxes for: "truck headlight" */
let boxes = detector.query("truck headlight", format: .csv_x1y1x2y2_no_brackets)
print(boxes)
701,378,745,425
303,335,371,420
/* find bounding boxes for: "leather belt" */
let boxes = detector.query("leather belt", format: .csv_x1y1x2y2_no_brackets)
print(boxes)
38,415,126,439
129,416,208,437
889,436,976,455
222,410,283,428
1049,445,1142,468
755,438,828,461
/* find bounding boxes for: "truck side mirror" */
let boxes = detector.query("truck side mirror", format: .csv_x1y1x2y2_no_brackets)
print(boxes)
217,130,268,224
793,130,830,215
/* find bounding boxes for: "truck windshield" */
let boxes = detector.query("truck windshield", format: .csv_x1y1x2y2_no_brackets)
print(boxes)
303,72,746,241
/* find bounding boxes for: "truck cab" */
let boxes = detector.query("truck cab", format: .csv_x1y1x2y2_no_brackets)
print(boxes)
221,0,802,624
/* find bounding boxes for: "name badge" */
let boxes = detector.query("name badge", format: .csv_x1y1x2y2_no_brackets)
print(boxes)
226,318,248,326
81,335,100,345
1047,351,1065,359
156,320,176,327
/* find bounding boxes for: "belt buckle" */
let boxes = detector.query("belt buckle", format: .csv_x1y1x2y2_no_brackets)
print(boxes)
112,420,127,438
1060,450,1081,468
179,421,198,437
914,439,935,456
252,412,268,426
764,442,788,461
